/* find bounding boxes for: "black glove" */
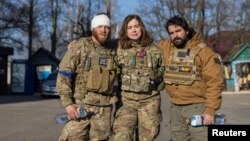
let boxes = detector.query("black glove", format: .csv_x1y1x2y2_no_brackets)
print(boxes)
149,76,163,91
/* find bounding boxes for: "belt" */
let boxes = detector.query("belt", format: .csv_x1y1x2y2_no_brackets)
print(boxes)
173,103,194,106
123,90,150,94
173,102,203,106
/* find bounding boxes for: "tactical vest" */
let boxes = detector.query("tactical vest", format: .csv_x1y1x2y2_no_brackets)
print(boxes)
164,43,206,85
119,45,162,92
76,39,117,95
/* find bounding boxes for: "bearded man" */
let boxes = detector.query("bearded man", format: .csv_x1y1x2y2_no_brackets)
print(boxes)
159,16,224,141
57,13,117,141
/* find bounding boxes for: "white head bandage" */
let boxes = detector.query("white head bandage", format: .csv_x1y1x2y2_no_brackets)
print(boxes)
91,14,110,30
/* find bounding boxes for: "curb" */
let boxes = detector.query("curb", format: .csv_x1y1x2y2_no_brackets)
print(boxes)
222,91,250,95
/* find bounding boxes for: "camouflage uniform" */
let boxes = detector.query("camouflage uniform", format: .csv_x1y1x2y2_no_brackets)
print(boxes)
112,41,164,141
159,33,224,141
57,37,117,141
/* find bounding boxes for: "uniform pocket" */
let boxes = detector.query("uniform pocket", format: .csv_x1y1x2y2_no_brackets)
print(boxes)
121,74,131,91
99,69,110,93
86,67,101,92
189,126,206,133
171,125,182,132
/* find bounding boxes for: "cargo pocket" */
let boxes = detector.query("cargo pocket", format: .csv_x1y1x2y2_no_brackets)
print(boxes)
121,74,131,91
189,125,207,140
86,67,102,92
170,126,185,141
140,76,150,92
149,114,162,139
106,70,117,94
99,68,110,93
130,73,140,92
83,92,100,105
189,125,205,133
59,124,70,141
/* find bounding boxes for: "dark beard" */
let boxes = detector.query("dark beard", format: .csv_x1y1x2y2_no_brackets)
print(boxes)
173,36,188,49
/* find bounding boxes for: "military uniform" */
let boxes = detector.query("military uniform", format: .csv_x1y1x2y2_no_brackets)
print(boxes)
57,37,117,141
159,33,224,141
112,41,164,141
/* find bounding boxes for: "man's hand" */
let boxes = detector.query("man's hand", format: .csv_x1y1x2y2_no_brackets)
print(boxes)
65,104,79,120
203,114,214,125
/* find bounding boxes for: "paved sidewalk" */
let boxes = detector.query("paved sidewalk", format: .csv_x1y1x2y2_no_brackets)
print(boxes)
156,90,250,141
0,91,249,141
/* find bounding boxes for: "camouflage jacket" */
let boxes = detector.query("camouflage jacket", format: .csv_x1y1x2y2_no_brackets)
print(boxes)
117,41,164,100
56,37,118,108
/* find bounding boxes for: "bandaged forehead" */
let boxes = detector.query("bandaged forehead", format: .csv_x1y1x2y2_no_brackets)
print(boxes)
91,14,110,30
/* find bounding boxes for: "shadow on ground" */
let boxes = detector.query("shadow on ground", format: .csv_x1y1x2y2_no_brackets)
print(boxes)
0,94,59,105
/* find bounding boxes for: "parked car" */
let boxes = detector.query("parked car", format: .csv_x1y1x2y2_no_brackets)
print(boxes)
40,72,58,98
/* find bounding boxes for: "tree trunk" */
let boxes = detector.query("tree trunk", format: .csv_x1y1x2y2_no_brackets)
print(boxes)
28,0,34,58
51,0,58,56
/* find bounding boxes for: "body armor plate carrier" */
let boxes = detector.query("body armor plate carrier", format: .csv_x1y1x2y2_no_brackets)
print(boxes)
119,45,162,92
164,43,206,85
75,39,117,95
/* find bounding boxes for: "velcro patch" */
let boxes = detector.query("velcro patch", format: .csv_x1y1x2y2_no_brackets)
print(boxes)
99,57,108,65
177,51,187,57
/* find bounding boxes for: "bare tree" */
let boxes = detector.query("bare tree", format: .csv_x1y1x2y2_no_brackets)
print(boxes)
56,0,111,58
1,0,118,60
50,0,59,56
105,0,111,17
197,0,205,36
5,0,249,61
137,0,205,40
0,0,25,50
27,0,34,58
238,0,250,43
0,0,42,59
136,0,249,43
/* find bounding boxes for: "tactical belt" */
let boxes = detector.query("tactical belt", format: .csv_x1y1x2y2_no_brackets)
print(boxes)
123,90,151,94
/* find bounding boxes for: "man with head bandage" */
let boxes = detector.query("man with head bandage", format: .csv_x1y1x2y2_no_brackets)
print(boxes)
90,13,111,45
57,13,118,141
91,14,110,30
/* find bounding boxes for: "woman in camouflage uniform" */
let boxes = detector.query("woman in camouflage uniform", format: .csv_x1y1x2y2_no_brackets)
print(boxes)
112,14,164,141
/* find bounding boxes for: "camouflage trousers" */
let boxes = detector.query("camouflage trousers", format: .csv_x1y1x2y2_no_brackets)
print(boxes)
59,105,112,141
112,93,162,141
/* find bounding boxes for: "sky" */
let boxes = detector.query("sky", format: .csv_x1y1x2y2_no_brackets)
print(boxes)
116,0,140,22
